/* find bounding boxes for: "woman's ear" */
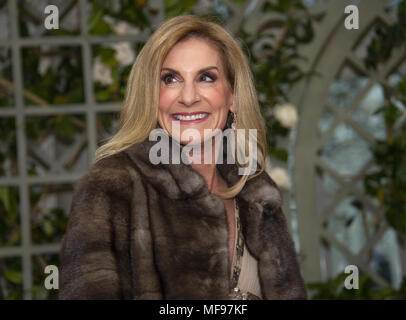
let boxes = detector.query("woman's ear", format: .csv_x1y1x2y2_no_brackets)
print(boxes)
228,94,234,112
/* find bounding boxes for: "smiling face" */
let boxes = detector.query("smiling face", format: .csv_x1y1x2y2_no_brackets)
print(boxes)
158,37,234,145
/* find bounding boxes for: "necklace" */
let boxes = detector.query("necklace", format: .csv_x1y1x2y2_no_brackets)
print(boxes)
230,199,244,289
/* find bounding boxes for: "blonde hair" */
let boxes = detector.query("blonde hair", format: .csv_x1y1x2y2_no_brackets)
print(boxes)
95,14,267,199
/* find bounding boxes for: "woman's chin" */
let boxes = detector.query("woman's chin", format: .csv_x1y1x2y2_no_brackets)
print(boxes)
179,136,204,146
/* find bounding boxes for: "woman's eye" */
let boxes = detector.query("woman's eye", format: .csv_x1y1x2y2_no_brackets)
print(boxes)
200,73,216,82
161,74,177,85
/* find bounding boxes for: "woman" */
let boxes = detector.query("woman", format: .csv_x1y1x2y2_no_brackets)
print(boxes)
59,14,307,300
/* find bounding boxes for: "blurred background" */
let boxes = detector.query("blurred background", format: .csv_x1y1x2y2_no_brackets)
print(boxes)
0,0,405,299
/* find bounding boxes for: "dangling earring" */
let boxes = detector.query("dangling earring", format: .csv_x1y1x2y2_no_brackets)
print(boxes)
231,112,237,130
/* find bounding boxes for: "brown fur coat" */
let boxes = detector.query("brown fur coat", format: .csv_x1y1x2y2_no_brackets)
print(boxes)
59,139,307,299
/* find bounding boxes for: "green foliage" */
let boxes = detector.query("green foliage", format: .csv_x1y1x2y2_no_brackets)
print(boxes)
311,0,406,299
0,118,17,176
54,115,76,144
25,115,85,147
89,0,150,33
32,206,69,245
0,48,13,107
21,46,84,106
0,186,20,247
0,0,316,300
365,0,406,70
0,257,23,300
86,2,150,103
364,133,406,233
308,273,406,300
88,7,113,35
4,270,22,284
362,0,406,235
245,0,315,160
31,254,60,300
165,0,197,19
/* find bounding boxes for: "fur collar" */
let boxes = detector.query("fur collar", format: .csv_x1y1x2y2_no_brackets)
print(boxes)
124,137,282,205
123,137,307,299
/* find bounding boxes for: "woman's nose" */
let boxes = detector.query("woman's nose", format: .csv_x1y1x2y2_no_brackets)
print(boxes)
180,81,199,107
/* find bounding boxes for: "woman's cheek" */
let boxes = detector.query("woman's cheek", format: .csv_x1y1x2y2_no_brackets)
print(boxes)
204,88,226,108
158,89,171,112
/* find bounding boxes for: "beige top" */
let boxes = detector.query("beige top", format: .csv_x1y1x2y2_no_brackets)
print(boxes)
237,243,263,298
230,200,263,299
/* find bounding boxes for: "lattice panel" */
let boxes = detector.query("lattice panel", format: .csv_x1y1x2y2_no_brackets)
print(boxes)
292,0,406,289
2,0,310,299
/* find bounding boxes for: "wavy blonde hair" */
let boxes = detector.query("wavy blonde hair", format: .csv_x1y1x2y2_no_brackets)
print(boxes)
95,14,267,199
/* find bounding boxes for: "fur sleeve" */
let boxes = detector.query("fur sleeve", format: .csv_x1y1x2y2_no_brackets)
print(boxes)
263,204,308,299
59,157,133,299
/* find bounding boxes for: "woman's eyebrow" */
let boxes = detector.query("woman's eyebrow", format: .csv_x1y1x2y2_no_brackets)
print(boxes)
160,66,219,75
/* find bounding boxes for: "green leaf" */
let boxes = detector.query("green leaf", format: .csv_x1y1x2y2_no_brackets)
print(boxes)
4,270,22,284
101,55,118,68
50,28,75,36
270,148,289,162
372,106,385,115
0,186,10,212
28,168,38,176
43,219,54,236
398,76,406,94
99,47,116,61
384,102,401,127
165,0,196,19
96,89,111,102
386,207,406,233
53,95,69,105
88,9,113,35
8,230,21,246
54,115,75,144
31,285,49,300
88,8,104,32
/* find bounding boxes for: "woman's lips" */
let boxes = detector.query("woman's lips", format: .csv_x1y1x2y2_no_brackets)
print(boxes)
171,112,210,124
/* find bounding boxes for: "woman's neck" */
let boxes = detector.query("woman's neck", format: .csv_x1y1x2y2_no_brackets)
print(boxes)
189,137,222,193
191,162,218,192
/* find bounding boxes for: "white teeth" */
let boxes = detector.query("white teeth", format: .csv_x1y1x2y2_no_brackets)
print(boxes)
173,113,208,121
